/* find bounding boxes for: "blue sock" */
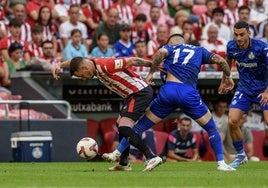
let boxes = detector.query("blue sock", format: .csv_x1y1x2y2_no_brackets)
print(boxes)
233,141,244,154
202,118,224,161
133,115,155,135
116,115,155,153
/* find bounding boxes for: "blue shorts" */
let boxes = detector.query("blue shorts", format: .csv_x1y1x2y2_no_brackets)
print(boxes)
149,81,209,120
229,89,268,114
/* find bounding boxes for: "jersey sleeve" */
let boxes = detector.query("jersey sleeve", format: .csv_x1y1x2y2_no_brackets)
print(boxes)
201,47,214,64
101,58,128,73
264,46,268,86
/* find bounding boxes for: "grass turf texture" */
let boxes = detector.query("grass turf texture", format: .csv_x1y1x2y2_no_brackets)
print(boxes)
0,161,267,188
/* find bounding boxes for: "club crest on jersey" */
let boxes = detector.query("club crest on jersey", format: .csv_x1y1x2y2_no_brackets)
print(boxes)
114,59,123,69
248,52,255,60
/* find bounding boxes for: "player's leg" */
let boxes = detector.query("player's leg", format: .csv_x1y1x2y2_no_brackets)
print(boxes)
228,91,252,168
179,87,235,171
263,110,268,128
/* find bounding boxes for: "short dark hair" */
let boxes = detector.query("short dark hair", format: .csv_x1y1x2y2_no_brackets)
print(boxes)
41,40,53,48
212,7,225,17
9,18,22,27
134,39,146,47
135,13,147,22
70,57,84,76
71,28,82,36
238,5,250,13
31,24,44,34
180,117,192,123
8,41,23,56
166,33,184,44
234,21,249,30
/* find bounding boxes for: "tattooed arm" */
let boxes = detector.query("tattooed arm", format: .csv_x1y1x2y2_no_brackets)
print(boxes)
149,48,169,74
211,55,235,94
210,54,231,78
125,57,152,68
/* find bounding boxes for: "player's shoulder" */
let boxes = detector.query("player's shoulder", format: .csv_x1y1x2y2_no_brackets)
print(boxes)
251,38,267,48
226,39,236,48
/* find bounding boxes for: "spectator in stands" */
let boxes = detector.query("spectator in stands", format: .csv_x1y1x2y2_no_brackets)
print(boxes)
243,110,266,131
37,5,58,55
220,114,260,162
211,98,228,130
166,116,200,162
90,8,121,52
182,20,196,44
54,0,71,24
260,24,268,43
131,40,150,73
250,0,268,27
81,0,107,36
145,6,163,40
28,24,44,59
201,7,231,42
199,0,218,27
5,42,27,74
131,13,151,45
12,3,32,43
0,18,30,63
200,24,227,71
223,0,239,27
30,40,61,71
63,29,88,61
135,0,172,26
170,10,189,35
0,60,10,88
111,0,136,25
236,5,257,38
90,32,115,57
25,0,55,26
113,24,134,58
147,24,168,57
59,4,88,50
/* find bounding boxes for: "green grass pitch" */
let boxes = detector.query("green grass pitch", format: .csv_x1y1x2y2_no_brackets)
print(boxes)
0,161,267,188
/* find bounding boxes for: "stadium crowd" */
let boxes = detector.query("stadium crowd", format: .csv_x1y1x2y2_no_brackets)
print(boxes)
0,0,268,162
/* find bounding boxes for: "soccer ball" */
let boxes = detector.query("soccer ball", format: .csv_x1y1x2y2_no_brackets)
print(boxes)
76,137,98,160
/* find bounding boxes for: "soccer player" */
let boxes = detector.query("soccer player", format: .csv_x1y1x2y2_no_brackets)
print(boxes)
220,21,268,168
52,56,162,171
103,33,236,171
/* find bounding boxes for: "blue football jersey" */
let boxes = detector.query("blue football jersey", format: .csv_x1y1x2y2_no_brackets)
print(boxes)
113,41,135,57
162,44,213,87
227,38,268,96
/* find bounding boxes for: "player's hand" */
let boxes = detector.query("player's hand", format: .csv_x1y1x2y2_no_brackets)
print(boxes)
52,65,61,80
145,73,154,85
258,92,268,106
218,77,234,94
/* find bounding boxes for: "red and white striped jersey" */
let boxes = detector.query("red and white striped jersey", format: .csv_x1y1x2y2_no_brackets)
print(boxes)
0,36,29,52
20,23,32,42
111,3,136,25
99,0,113,11
92,57,148,98
28,43,43,58
223,8,239,27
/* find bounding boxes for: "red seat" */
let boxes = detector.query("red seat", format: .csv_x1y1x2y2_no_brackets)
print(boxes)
164,118,177,133
86,119,99,140
103,131,117,153
99,118,118,154
154,131,169,156
251,130,267,160
152,122,165,132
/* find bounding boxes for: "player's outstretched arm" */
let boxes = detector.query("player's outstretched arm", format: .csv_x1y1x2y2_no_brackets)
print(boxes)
125,57,152,68
145,48,168,83
52,59,71,80
210,55,234,94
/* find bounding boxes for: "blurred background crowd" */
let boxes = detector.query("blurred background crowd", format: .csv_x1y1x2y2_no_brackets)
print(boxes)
1,0,268,88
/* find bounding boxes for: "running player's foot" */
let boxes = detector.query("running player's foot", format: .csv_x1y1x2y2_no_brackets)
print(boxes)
108,163,132,171
229,154,248,168
102,151,120,162
217,163,236,171
143,156,162,171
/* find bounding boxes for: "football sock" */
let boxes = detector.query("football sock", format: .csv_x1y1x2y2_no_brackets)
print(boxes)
118,134,130,166
118,126,155,159
133,115,155,135
233,141,245,155
202,118,224,161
